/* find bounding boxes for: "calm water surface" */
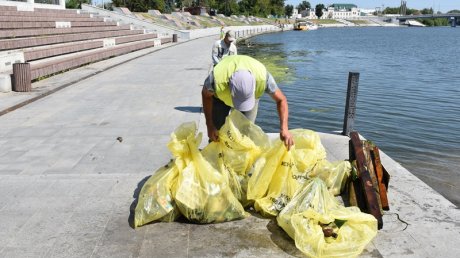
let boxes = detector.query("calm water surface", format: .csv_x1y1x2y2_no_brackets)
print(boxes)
238,27,460,206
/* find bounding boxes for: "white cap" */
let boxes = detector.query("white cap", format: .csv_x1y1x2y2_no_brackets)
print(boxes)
229,70,255,112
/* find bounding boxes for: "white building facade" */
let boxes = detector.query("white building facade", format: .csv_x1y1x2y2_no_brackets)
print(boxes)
326,4,360,19
301,3,363,20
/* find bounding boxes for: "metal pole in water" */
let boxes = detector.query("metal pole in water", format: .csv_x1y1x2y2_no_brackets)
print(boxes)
342,72,360,136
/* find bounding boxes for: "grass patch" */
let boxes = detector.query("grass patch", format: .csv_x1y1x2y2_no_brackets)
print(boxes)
311,19,341,24
348,20,369,25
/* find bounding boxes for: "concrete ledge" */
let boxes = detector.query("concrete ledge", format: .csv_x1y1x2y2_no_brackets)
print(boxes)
0,16,104,22
114,33,157,45
0,10,88,17
0,21,117,29
0,30,143,51
0,1,65,10
0,24,132,39
30,40,159,80
24,41,104,61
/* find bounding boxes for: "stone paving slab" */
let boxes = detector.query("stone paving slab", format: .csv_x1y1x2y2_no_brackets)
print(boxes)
0,35,459,258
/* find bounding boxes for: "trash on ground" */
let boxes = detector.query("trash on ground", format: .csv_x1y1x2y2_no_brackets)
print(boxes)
134,111,378,258
277,178,378,258
201,111,271,206
134,121,247,227
247,129,351,217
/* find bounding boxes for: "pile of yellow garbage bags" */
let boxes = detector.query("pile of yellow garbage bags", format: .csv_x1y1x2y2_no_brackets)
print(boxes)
134,111,377,257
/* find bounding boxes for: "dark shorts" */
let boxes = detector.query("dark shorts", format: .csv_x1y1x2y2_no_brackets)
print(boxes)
212,96,259,130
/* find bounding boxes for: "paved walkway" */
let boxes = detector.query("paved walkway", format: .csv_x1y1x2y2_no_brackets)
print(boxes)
0,36,459,257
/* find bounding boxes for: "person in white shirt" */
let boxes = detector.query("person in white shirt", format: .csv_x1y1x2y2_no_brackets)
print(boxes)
212,30,237,66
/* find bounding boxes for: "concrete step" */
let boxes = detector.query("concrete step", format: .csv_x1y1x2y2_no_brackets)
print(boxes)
29,38,164,80
0,21,118,30
0,29,144,51
0,5,17,11
0,5,80,14
0,24,132,39
0,10,91,18
114,33,157,44
0,16,104,22
34,7,80,14
24,41,104,61
23,33,158,61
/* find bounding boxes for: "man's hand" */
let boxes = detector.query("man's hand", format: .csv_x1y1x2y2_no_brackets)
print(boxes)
280,130,294,151
202,86,218,142
208,126,219,142
271,89,295,150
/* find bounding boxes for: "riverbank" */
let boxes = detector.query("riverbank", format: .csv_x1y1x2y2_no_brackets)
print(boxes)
237,27,460,207
0,35,458,257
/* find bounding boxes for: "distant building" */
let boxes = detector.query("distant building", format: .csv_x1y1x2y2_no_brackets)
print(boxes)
291,8,301,19
360,8,377,16
303,3,363,20
301,9,318,19
326,3,360,19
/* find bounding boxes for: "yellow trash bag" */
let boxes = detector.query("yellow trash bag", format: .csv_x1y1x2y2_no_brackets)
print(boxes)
290,129,327,173
202,111,270,205
277,178,377,258
308,160,351,196
247,129,327,217
134,161,181,227
169,122,248,223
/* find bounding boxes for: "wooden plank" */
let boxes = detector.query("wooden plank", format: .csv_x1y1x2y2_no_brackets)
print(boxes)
364,142,383,213
371,146,390,210
350,132,383,229
347,161,366,209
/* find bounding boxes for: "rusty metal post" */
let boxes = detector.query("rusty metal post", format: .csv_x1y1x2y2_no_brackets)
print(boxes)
342,72,360,136
12,63,31,92
172,34,178,42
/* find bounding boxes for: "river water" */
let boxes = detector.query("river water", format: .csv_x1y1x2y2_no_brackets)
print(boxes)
238,27,460,206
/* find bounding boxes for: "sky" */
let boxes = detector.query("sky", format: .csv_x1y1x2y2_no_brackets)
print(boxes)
285,1,460,13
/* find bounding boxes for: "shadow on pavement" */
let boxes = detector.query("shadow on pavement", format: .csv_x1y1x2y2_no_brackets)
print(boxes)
175,106,202,113
266,219,303,257
128,175,151,229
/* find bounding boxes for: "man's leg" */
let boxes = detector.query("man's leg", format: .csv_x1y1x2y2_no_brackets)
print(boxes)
212,96,231,130
241,99,259,123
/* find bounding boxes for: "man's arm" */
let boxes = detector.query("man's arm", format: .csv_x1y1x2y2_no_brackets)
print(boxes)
270,89,294,150
202,87,219,141
212,41,220,65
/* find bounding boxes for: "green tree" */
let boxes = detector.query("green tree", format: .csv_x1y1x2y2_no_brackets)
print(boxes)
270,0,285,17
285,4,293,17
215,0,239,16
111,0,123,7
447,10,460,13
315,4,324,18
383,7,399,14
297,1,310,11
251,0,270,17
406,8,420,15
421,8,433,15
238,0,250,15
180,0,193,8
66,0,90,9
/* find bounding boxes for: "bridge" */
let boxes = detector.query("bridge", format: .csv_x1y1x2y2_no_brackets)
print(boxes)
397,13,460,27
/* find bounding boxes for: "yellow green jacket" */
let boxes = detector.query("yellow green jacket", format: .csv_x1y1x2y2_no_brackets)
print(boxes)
213,55,267,107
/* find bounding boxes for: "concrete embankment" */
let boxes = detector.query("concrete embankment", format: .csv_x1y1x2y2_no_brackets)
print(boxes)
0,35,458,257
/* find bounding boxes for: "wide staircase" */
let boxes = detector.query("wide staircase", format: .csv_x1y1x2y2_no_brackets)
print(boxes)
0,5,174,92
